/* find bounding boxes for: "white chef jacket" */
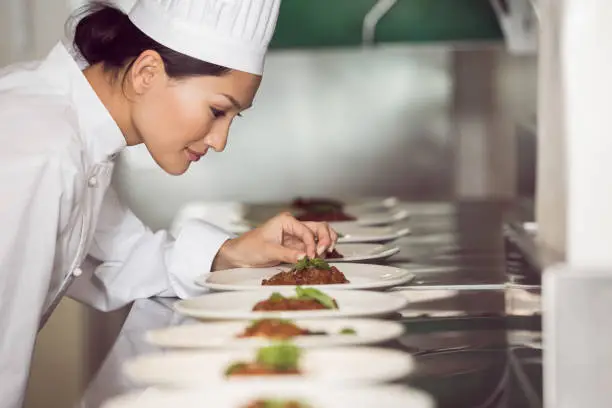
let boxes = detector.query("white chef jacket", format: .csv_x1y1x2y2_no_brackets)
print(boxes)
0,43,231,407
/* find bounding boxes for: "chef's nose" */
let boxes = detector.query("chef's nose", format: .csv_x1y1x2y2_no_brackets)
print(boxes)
206,127,229,153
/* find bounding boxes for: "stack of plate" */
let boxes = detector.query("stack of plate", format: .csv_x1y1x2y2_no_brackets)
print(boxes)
104,197,435,408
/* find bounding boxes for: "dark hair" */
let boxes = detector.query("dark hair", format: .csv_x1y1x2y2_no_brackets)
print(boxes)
70,1,230,79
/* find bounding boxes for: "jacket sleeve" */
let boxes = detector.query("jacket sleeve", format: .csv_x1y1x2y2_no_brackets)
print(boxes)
67,186,232,311
0,156,74,408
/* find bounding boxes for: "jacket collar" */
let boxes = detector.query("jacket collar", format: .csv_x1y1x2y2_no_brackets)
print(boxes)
40,42,127,163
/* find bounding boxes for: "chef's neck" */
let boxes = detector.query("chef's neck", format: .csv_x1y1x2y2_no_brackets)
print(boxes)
83,64,140,146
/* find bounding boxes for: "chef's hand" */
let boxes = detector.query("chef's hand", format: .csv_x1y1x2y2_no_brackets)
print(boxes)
212,212,338,270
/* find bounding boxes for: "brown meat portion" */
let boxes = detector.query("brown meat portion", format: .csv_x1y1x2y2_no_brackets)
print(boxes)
325,249,344,259
237,320,311,339
292,197,343,210
295,211,356,222
227,363,301,377
262,266,349,286
252,298,337,312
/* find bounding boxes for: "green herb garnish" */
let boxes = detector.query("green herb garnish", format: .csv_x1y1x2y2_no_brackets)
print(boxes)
258,400,310,408
339,327,356,335
255,342,301,371
293,257,331,271
295,286,337,309
224,362,248,376
268,292,286,302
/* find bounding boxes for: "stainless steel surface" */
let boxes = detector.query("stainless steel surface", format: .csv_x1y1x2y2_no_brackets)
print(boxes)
79,201,542,408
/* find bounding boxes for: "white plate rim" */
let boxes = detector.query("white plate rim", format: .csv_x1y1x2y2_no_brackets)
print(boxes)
337,227,411,243
352,209,410,227
330,243,400,262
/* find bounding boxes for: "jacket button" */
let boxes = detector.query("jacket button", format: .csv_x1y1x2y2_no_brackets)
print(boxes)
73,267,83,277
88,176,98,187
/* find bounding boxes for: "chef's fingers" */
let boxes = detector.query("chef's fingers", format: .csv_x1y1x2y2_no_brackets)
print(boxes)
266,243,307,265
277,212,317,259
329,227,339,252
303,221,334,256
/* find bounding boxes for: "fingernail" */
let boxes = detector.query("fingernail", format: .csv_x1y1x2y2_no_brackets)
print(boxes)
297,253,306,260
328,245,335,253
316,246,325,256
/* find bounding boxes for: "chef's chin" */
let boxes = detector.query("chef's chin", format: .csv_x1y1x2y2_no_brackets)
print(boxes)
149,154,190,176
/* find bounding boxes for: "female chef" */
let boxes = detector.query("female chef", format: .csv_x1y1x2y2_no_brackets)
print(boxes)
0,0,337,405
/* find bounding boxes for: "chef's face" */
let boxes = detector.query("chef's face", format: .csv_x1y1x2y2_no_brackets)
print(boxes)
127,52,261,175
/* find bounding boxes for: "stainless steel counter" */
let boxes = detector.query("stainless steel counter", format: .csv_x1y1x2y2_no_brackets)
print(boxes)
78,201,542,408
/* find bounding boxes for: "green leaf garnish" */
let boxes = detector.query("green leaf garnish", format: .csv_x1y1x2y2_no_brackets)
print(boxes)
259,400,310,408
268,292,286,302
224,362,247,376
339,327,356,335
255,342,301,371
295,286,337,309
293,257,331,271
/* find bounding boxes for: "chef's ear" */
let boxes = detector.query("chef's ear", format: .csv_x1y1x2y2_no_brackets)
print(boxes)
127,50,167,94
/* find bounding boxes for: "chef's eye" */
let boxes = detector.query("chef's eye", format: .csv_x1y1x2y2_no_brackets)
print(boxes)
211,108,226,118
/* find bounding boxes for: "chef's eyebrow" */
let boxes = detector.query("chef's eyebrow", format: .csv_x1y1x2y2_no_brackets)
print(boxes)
221,93,252,110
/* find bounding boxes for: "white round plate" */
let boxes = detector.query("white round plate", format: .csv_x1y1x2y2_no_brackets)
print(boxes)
199,263,414,292
331,209,409,227
335,225,411,244
174,289,408,320
123,347,414,387
102,384,434,408
388,288,460,302
330,243,400,262
144,318,405,349
343,196,400,214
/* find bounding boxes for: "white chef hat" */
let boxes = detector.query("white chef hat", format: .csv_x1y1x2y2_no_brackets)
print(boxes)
128,0,281,75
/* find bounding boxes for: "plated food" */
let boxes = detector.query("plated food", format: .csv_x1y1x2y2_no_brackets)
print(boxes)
296,209,356,222
174,288,409,320
201,263,414,292
334,225,410,244
243,400,309,408
291,197,343,211
122,346,415,387
237,319,356,340
225,342,302,377
144,318,403,349
253,287,338,311
262,258,349,286
323,244,399,263
291,197,356,222
238,319,312,339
